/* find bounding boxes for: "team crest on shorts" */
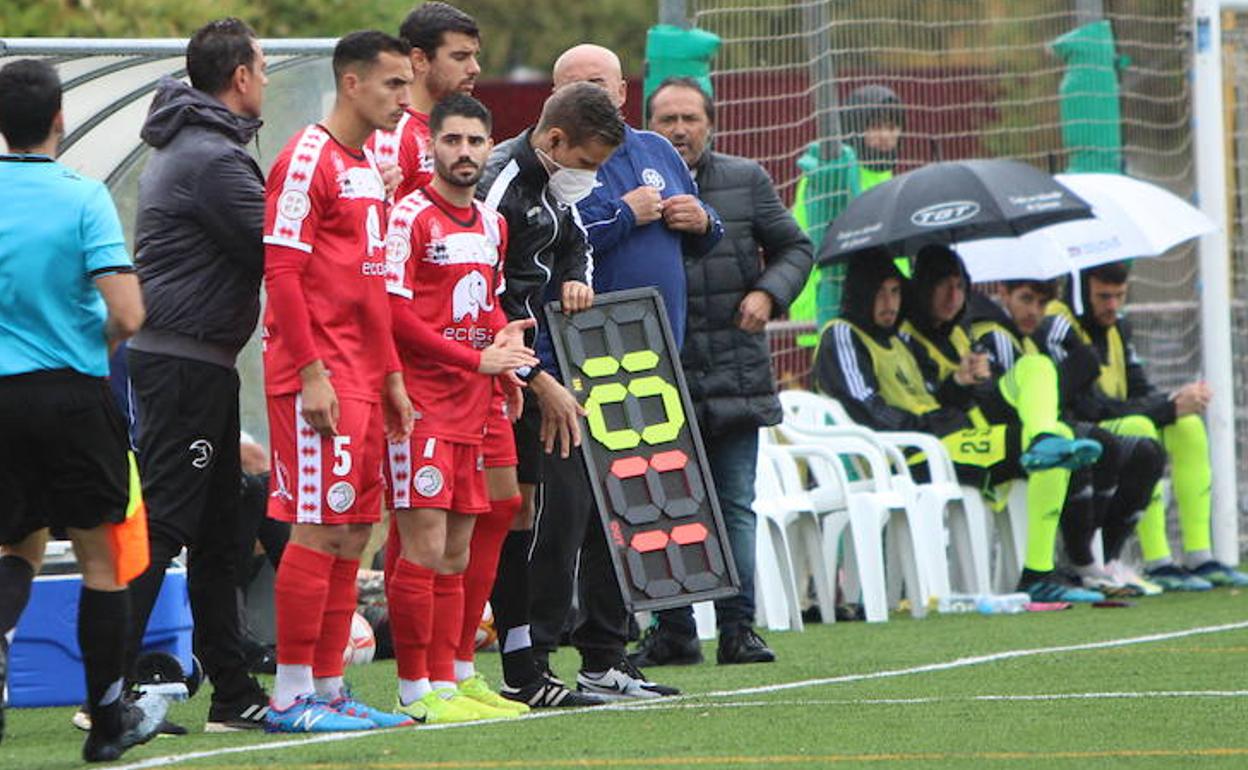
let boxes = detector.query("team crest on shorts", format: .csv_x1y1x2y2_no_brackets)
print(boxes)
326,480,356,513
642,168,666,191
414,465,444,497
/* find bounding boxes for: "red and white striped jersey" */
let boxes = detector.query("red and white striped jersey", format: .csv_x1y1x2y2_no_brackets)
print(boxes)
262,124,393,402
385,185,508,443
368,108,433,202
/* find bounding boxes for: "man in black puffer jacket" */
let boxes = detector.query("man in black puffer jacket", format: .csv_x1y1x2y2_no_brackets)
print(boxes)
125,18,269,732
635,77,812,666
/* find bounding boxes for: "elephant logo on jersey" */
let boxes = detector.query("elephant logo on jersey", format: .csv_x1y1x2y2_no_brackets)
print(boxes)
365,206,385,257
452,271,495,322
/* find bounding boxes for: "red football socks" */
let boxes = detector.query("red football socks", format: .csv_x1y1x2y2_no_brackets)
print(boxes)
312,556,359,679
389,557,436,681
456,494,520,661
429,572,464,684
274,543,334,666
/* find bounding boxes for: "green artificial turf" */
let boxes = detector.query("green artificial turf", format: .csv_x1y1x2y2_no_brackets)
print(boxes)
3,588,1245,770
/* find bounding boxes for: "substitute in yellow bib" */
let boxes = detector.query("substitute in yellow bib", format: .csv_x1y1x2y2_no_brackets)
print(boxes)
815,251,1104,603
1047,261,1248,589
914,251,1162,599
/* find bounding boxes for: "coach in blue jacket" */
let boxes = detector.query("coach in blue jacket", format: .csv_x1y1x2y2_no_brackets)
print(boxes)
527,43,724,702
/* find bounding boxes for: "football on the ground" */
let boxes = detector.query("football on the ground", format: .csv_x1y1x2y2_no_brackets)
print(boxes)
475,602,498,650
343,610,377,666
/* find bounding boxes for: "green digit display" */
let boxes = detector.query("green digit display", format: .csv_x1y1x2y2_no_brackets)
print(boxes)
628,376,685,445
585,382,641,450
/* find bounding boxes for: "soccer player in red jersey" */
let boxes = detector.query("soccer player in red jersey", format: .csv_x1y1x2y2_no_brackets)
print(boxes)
372,3,531,713
383,93,537,724
261,31,417,733
371,3,480,201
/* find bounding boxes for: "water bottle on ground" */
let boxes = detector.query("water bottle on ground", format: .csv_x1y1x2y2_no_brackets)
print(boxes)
975,592,1030,614
937,593,1029,614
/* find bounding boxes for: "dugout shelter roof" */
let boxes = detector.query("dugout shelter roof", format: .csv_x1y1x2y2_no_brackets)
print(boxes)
0,38,336,187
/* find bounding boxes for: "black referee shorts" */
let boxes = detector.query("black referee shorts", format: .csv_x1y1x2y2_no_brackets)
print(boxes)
0,369,130,545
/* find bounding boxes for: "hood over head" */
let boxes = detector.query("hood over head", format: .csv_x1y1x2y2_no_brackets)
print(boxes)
905,243,971,336
843,83,904,173
841,249,904,336
141,76,262,149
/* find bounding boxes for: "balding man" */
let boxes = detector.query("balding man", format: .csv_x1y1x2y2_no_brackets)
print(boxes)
525,44,722,702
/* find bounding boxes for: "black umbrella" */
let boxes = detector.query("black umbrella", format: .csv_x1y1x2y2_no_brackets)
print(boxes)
817,158,1093,265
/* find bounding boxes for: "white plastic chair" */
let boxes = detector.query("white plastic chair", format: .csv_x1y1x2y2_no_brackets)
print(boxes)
765,438,928,622
749,440,812,632
777,390,993,597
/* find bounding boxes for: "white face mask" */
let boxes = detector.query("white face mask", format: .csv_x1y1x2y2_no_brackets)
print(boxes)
537,147,598,205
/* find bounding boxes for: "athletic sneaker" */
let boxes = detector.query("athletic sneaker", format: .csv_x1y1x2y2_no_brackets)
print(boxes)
1105,560,1163,597
1077,568,1144,598
576,658,681,700
327,690,415,728
206,687,271,732
74,689,189,735
82,690,170,762
499,670,607,708
627,626,703,667
441,688,517,720
1144,563,1213,592
459,673,530,715
1020,434,1102,473
394,688,482,724
264,695,374,733
1021,579,1105,603
1190,560,1248,588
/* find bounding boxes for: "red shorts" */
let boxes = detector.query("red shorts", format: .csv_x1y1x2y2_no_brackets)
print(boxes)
266,394,384,525
482,393,518,468
385,434,489,514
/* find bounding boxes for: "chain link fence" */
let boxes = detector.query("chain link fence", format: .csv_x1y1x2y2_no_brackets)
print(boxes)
690,1,1246,539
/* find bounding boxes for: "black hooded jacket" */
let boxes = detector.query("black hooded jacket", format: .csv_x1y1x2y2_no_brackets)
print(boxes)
130,77,264,367
966,290,1100,409
900,244,972,373
814,254,971,434
1066,300,1175,427
476,129,590,326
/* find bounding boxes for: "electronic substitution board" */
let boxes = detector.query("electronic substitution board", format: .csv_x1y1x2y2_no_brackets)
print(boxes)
545,288,740,612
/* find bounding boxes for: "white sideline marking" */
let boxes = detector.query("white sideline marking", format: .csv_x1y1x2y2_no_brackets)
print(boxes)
697,620,1248,698
616,690,1248,711
111,620,1248,770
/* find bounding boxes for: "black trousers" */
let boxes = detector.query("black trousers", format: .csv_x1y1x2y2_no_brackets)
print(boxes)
528,447,628,673
125,350,252,702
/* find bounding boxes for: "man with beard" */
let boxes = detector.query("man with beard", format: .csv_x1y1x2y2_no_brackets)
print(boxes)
261,31,416,733
816,252,1106,603
1045,262,1248,589
905,247,1165,598
382,93,537,724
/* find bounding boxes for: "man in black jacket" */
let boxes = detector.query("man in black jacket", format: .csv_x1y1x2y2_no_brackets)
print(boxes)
634,77,812,666
125,18,269,731
475,82,624,707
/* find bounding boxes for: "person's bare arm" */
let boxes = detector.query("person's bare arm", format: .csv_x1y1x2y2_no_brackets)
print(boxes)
94,272,144,351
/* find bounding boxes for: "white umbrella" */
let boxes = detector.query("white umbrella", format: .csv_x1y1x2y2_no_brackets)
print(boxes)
952,173,1216,282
